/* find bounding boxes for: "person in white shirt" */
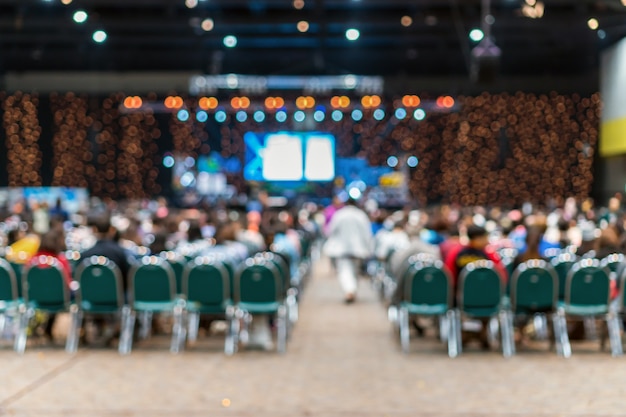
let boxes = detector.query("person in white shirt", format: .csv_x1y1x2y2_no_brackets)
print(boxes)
323,198,373,303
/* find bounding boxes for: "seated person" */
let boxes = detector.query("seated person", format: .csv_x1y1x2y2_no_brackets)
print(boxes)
444,225,507,349
80,214,133,292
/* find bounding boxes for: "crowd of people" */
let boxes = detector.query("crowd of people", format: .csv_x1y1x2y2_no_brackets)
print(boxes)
1,192,626,351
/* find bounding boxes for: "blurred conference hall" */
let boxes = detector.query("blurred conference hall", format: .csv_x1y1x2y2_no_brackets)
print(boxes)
1,1,626,416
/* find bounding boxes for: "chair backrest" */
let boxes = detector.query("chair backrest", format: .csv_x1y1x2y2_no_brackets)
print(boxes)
510,259,558,314
600,253,625,274
0,258,18,302
130,256,176,303
550,252,577,301
543,247,562,260
7,261,23,298
183,256,230,306
160,251,186,294
235,257,282,304
402,258,452,308
258,251,290,293
75,255,124,310
565,258,610,307
23,255,70,311
458,260,503,314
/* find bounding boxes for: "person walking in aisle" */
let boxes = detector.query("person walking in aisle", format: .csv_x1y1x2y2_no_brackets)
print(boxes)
323,198,373,303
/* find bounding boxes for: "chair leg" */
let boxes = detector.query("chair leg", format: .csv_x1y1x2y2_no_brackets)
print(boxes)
65,305,83,354
447,309,460,358
14,306,30,354
139,311,152,340
607,314,623,357
499,310,515,358
170,305,185,354
487,316,499,346
287,288,299,325
224,306,237,356
276,305,287,354
438,314,449,343
187,311,200,343
555,310,571,358
399,307,410,354
533,314,549,341
583,316,598,340
118,306,135,355
239,311,251,346
0,313,6,338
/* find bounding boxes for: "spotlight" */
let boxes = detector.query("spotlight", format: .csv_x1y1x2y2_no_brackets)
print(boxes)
313,110,325,122
394,108,407,120
469,28,484,42
276,110,287,122
407,156,419,167
587,18,599,30
387,156,398,168
201,18,214,32
196,111,208,123
297,21,309,32
177,109,190,122
235,111,248,122
92,30,107,43
332,110,343,122
373,109,385,121
253,111,265,123
351,109,363,121
163,155,175,168
345,28,360,41
215,110,227,123
294,111,306,122
73,10,87,23
223,35,237,48
413,109,426,121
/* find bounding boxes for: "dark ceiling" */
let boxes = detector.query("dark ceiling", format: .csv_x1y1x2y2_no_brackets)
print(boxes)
0,0,625,78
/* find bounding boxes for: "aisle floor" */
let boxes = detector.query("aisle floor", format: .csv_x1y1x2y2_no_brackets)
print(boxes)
1,258,625,417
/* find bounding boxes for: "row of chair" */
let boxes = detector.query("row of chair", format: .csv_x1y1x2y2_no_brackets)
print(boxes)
0,251,301,355
393,254,626,358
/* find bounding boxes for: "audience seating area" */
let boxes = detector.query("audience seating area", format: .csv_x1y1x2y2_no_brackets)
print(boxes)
0,236,314,356
385,247,626,358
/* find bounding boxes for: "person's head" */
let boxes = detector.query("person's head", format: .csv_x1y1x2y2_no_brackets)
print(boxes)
186,220,204,242
7,228,25,245
91,215,114,238
525,225,544,253
38,230,63,254
466,225,489,250
149,232,169,254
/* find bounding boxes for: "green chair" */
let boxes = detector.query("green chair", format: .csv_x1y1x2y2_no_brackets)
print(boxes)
183,256,238,355
457,259,514,357
160,251,186,295
126,256,186,354
555,258,621,357
73,255,134,355
600,253,626,290
259,251,298,327
397,258,459,357
510,259,559,354
15,256,79,354
0,258,21,351
234,257,288,354
551,252,577,302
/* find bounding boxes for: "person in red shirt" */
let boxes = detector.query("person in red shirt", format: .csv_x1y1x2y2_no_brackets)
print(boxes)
29,230,73,288
444,224,508,292
444,224,507,349
28,229,73,343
